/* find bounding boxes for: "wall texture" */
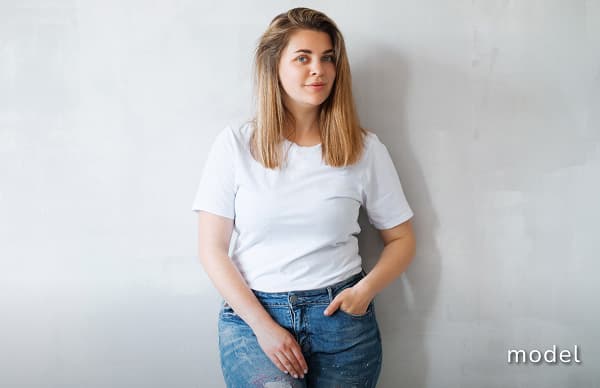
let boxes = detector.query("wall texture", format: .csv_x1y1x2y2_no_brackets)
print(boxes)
1,1,598,387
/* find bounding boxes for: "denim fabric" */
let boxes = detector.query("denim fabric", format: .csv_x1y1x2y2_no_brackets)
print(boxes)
218,270,382,388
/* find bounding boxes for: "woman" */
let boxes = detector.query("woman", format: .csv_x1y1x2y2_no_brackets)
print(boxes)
193,7,416,388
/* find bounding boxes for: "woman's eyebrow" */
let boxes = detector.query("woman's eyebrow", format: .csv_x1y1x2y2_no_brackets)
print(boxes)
293,49,335,54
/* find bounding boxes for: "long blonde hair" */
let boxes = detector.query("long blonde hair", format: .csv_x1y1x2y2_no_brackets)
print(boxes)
250,7,366,169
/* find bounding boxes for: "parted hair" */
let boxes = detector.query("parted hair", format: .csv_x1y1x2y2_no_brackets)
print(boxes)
249,7,366,169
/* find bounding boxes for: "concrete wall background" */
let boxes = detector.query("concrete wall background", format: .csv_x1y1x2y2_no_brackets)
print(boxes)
1,1,598,387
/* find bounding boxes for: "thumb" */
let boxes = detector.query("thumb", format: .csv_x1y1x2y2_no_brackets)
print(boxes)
323,296,342,316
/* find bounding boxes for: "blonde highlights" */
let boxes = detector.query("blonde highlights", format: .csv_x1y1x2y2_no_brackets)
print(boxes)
250,7,366,169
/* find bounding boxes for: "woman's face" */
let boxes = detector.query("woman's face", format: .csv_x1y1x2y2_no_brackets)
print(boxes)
278,29,336,113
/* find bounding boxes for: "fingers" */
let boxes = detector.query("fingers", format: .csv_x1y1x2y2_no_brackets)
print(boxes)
290,345,308,375
254,320,308,379
323,295,341,316
268,338,306,379
270,355,289,376
277,350,305,379
324,288,371,316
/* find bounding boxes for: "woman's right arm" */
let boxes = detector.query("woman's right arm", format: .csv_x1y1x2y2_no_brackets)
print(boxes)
197,210,308,379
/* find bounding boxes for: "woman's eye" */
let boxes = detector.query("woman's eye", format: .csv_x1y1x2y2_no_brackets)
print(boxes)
296,55,334,63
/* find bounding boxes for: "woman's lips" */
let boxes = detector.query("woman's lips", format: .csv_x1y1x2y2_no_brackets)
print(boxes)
306,84,325,90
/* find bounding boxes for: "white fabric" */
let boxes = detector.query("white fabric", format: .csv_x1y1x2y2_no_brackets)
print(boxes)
192,122,413,292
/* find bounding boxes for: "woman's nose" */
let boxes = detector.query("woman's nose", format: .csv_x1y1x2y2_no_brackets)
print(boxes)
310,63,323,76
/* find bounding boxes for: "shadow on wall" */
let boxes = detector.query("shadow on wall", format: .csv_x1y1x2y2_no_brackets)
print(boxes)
354,43,441,388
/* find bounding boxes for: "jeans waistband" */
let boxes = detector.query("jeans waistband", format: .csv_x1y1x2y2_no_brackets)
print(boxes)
251,269,366,300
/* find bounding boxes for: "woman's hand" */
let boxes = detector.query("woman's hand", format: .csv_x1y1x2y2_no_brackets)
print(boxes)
252,320,308,379
323,286,372,316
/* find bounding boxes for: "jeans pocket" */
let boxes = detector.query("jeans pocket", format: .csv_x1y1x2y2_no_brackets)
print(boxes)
337,300,374,319
331,274,373,319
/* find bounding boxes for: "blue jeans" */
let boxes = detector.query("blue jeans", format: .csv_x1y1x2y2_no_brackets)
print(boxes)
218,270,382,387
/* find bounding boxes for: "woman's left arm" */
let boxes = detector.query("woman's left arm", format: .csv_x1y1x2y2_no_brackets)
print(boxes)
324,219,416,316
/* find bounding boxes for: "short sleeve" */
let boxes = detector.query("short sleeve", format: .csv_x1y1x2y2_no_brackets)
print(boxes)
362,136,414,230
191,127,236,219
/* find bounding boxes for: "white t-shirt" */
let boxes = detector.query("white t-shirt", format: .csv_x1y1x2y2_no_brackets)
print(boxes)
192,122,413,292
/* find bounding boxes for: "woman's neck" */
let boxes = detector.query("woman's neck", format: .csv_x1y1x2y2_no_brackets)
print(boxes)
283,95,321,135
284,114,321,145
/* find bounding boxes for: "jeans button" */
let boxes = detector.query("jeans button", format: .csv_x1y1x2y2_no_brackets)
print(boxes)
289,295,298,304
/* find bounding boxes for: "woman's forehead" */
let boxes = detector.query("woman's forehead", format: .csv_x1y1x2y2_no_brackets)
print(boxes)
284,30,333,53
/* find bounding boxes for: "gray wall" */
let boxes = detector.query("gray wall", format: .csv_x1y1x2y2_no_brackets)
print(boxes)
1,1,599,387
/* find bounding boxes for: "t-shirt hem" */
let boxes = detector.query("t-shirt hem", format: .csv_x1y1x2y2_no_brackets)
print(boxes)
192,206,234,220
247,268,364,293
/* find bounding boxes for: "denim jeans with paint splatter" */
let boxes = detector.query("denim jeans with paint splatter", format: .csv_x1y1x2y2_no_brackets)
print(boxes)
218,269,382,388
